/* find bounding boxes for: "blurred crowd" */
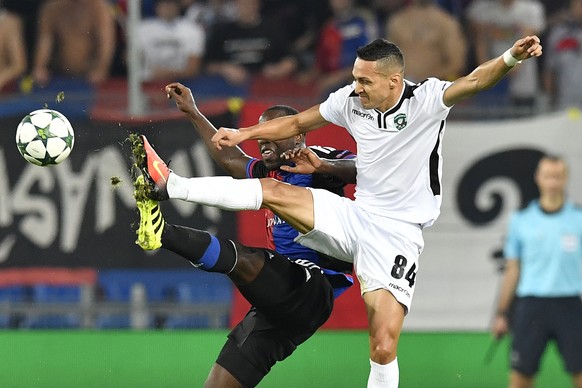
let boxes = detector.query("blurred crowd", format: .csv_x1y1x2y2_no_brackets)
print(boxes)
1,0,581,112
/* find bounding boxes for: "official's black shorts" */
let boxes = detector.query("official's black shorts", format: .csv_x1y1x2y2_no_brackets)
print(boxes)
216,256,334,388
511,296,582,376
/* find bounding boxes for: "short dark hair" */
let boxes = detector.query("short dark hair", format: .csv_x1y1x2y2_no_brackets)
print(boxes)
262,105,299,116
357,39,405,70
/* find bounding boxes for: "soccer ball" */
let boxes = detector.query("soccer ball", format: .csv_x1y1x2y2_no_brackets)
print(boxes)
15,109,75,166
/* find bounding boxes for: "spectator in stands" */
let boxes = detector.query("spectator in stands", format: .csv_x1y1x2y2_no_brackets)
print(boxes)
260,0,330,73
370,0,406,33
0,5,27,92
467,0,545,112
181,0,237,31
542,0,582,110
2,0,43,75
203,0,297,86
138,0,205,82
539,0,570,24
387,0,467,82
434,0,474,19
299,0,378,95
32,0,116,86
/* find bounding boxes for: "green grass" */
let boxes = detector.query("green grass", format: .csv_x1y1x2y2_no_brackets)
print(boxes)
0,331,571,387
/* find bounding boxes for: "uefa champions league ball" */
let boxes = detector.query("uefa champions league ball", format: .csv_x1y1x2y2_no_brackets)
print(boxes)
15,109,75,166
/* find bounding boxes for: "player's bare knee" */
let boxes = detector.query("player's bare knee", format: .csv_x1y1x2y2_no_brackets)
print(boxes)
260,178,289,207
204,363,242,388
234,244,265,267
369,337,398,363
228,243,265,285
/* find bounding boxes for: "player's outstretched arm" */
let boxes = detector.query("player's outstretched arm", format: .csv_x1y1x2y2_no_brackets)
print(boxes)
212,105,328,149
166,82,251,178
280,147,357,184
444,35,542,107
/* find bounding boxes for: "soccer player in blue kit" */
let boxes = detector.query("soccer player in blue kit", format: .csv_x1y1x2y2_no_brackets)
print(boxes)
140,35,543,387
133,85,355,387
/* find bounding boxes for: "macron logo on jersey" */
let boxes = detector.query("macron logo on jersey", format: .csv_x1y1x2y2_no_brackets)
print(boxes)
352,108,408,132
351,108,374,120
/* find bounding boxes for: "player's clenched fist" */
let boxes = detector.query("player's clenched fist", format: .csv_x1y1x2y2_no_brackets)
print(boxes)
212,127,245,149
165,82,198,116
511,35,542,61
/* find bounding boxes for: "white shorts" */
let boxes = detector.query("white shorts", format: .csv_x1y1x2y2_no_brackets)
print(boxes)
295,188,424,312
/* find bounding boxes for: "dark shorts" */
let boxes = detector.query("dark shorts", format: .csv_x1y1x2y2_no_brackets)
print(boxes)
216,260,334,387
511,296,582,376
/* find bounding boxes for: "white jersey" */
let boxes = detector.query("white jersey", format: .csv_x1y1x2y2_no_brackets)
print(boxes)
319,78,452,226
138,18,205,81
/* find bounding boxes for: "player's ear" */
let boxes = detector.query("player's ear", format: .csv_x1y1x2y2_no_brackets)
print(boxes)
295,134,305,146
389,72,402,88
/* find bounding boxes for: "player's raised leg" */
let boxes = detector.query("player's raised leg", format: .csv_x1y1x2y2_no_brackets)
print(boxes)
134,174,238,274
135,135,263,210
134,179,270,293
134,135,316,232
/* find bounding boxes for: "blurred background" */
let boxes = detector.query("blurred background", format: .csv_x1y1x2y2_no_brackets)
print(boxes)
0,0,581,386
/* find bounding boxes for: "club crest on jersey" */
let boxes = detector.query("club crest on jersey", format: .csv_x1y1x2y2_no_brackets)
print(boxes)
394,113,407,130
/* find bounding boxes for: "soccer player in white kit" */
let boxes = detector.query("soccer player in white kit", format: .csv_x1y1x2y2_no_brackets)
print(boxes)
153,35,543,387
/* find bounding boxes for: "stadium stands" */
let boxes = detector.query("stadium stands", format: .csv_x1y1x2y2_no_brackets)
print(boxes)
0,269,233,330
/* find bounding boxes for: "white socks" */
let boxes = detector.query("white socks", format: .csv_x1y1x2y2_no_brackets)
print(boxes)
167,173,263,211
368,358,399,388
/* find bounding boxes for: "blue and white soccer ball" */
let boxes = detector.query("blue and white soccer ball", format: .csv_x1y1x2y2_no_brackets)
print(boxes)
16,109,75,166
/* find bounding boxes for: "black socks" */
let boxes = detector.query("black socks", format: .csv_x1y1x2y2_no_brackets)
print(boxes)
162,224,237,273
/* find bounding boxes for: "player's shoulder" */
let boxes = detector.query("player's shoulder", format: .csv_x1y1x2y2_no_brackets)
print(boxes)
404,78,451,111
320,84,356,117
329,83,358,101
411,77,449,92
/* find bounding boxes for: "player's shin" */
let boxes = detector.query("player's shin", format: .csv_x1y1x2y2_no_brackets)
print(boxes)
162,224,237,273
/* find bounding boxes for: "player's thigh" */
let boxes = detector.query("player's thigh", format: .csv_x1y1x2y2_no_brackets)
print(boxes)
295,188,366,263
356,217,424,312
260,178,314,234
282,259,334,334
